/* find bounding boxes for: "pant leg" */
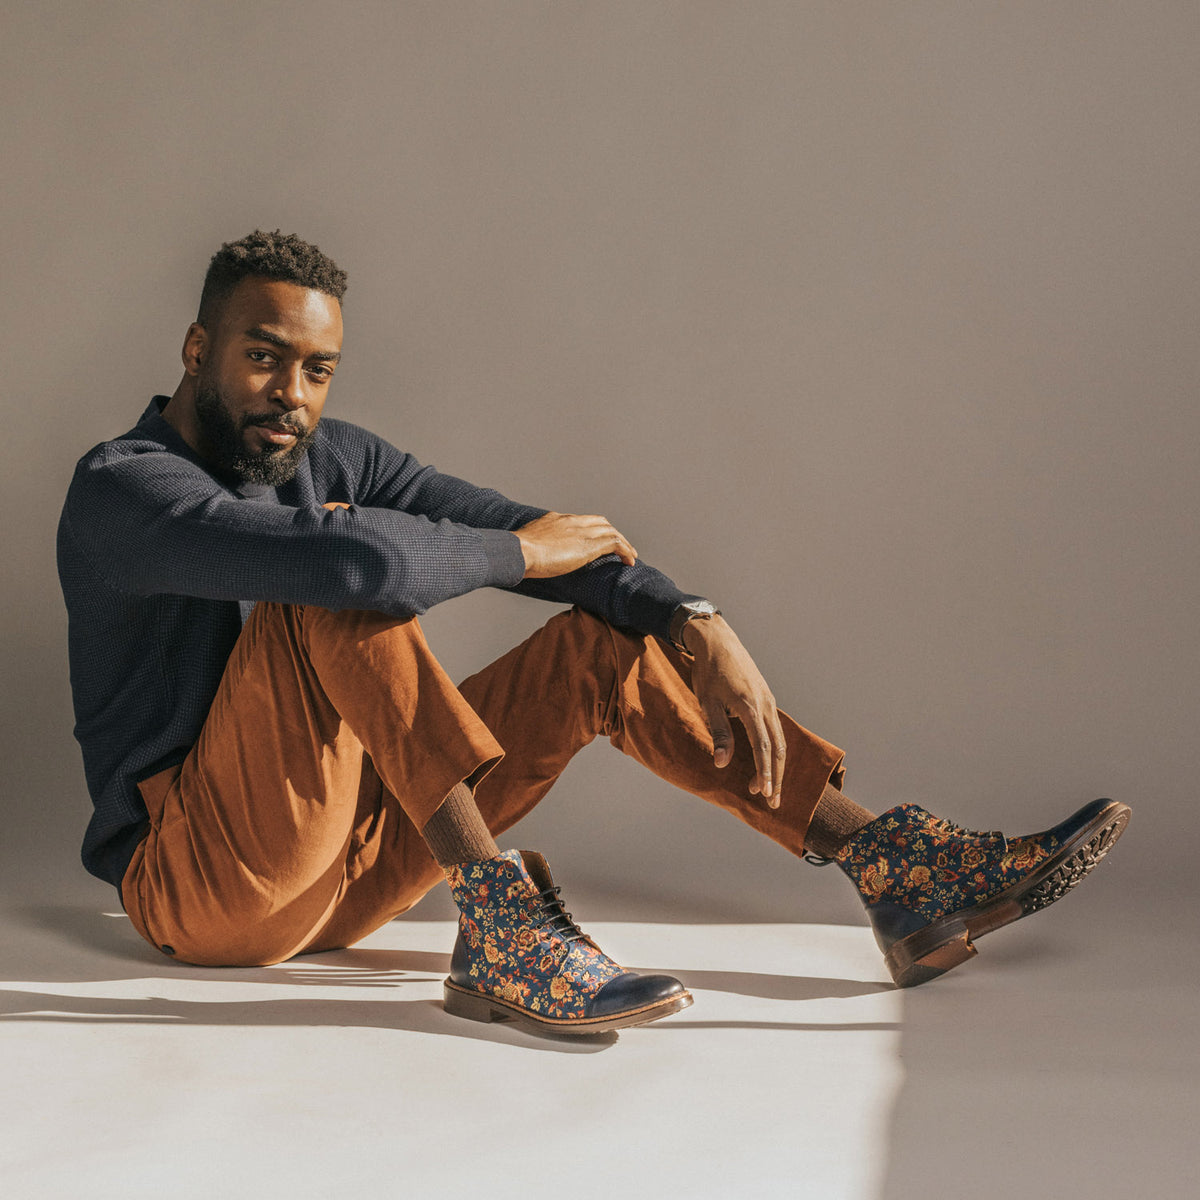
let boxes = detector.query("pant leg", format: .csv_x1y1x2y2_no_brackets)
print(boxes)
121,602,504,966
123,601,845,966
458,606,846,859
295,754,457,955
309,605,845,954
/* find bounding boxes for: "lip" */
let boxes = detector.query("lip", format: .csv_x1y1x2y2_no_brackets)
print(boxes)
253,422,300,446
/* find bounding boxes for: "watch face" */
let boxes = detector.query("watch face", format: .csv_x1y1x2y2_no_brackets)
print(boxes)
687,601,717,616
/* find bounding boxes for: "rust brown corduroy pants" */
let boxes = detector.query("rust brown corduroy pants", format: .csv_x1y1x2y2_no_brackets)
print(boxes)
121,602,845,966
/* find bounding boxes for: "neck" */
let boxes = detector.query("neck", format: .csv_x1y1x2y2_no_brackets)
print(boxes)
161,376,203,456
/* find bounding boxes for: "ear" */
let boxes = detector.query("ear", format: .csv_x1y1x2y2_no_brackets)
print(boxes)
181,322,209,377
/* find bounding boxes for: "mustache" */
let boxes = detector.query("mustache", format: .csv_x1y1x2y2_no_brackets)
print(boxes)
243,413,309,435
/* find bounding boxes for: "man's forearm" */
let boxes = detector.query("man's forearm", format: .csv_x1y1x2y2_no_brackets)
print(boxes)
510,555,704,643
67,463,527,619
371,452,704,639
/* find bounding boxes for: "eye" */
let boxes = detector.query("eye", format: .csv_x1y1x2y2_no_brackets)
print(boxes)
248,349,277,366
306,364,334,383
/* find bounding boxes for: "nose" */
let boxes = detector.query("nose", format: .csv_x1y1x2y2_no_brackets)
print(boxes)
272,363,307,411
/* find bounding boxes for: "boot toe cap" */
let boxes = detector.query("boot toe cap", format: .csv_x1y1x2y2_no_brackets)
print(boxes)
587,971,690,1019
1034,797,1126,845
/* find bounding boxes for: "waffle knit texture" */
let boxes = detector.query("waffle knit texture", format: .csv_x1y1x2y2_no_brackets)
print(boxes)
803,782,877,858
58,397,702,885
421,782,500,866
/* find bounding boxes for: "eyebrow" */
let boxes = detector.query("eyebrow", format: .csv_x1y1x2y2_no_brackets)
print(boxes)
243,326,341,363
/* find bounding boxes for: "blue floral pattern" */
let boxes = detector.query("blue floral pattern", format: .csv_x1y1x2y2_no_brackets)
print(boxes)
445,850,625,1021
833,804,1056,920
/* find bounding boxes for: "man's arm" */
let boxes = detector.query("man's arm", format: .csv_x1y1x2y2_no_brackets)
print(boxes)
65,452,525,618
346,428,705,641
348,431,785,799
71,427,785,801
500,504,784,804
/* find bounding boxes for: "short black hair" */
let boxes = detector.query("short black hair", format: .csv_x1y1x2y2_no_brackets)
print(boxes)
197,229,348,327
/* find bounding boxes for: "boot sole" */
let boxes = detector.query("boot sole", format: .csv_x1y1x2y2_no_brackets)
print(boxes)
443,979,694,1035
885,800,1131,988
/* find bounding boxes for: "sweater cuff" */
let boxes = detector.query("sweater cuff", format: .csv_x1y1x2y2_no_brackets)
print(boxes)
643,590,708,645
479,528,527,588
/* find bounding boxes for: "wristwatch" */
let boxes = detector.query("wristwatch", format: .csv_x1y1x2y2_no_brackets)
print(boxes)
668,599,721,653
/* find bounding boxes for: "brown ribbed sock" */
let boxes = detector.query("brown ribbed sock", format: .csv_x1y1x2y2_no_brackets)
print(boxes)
804,782,878,859
420,781,500,868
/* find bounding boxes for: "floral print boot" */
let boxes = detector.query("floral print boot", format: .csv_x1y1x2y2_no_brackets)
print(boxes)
830,798,1130,987
443,849,692,1034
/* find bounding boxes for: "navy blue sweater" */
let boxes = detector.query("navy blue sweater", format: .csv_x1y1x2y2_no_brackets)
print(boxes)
58,398,698,887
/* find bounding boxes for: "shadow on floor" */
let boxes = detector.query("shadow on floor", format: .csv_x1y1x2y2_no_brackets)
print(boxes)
1,902,894,1047
659,966,890,1002
0,987,624,1052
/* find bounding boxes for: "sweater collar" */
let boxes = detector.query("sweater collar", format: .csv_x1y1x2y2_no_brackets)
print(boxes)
138,395,278,500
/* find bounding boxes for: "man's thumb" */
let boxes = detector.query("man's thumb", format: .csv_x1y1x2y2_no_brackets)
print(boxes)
704,703,734,767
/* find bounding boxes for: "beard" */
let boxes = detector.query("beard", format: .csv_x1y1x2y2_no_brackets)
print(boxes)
193,380,318,487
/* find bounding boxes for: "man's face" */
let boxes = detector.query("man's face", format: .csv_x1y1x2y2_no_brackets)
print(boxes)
191,277,343,486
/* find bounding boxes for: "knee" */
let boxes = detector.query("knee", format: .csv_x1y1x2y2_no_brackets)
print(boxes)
298,606,437,678
563,605,667,678
560,605,644,658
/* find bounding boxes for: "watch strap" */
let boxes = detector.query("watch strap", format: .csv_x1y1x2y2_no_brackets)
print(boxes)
668,600,721,653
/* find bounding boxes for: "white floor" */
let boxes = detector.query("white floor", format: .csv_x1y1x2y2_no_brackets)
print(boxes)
1,911,899,1200
2,887,1194,1200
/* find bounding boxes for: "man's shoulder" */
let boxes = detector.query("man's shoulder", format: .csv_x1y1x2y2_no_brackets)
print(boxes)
65,403,217,520
307,415,410,483
71,419,197,489
312,415,398,457
75,428,166,470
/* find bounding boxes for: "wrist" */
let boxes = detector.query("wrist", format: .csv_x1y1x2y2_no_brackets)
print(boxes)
515,533,536,578
678,610,726,656
669,599,718,653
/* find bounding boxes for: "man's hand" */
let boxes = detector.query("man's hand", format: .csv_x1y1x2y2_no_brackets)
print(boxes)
516,512,638,578
682,616,786,807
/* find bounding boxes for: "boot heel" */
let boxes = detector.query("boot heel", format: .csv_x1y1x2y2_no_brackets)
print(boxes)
886,924,977,989
444,982,509,1024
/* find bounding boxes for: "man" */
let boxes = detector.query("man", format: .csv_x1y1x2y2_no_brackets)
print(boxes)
58,230,1129,1035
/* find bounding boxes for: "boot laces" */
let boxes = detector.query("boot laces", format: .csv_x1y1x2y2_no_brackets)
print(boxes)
931,817,1003,841
532,885,588,944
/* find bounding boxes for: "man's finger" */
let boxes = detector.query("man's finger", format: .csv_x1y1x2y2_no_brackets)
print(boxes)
576,517,637,564
753,732,775,805
594,520,637,564
769,709,786,807
703,702,735,768
738,702,779,806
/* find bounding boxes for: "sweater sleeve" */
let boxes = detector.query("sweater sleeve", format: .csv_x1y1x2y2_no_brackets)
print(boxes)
65,449,526,618
346,428,703,640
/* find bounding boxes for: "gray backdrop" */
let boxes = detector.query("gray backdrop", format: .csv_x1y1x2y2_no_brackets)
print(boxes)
2,1,1196,924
